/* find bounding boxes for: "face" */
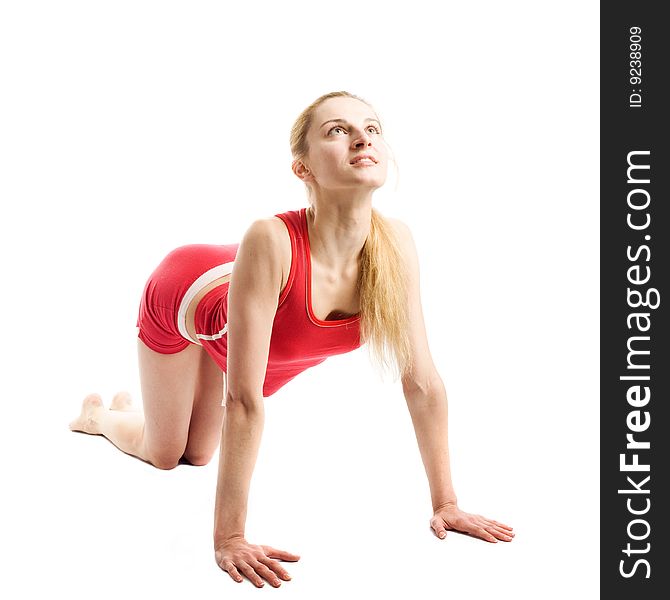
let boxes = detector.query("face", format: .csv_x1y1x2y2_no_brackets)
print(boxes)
296,96,389,193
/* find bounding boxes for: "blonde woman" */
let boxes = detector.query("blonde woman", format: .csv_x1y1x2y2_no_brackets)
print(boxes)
69,91,514,588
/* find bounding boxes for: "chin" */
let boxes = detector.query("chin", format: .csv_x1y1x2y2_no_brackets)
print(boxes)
366,177,387,189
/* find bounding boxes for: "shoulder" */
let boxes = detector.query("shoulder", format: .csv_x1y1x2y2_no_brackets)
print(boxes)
382,215,417,259
384,215,411,239
240,216,290,252
239,215,292,287
242,216,284,239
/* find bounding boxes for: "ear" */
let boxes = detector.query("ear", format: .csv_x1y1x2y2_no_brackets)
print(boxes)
292,160,313,182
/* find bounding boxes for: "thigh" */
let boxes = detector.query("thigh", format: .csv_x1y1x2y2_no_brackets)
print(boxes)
138,338,202,466
183,350,226,466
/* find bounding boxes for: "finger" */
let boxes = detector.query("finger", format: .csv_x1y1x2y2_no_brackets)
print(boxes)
487,525,515,541
430,515,448,528
481,517,514,531
480,518,514,536
251,560,284,588
261,545,301,561
473,526,498,543
258,556,293,581
430,520,448,539
220,561,244,583
238,562,266,588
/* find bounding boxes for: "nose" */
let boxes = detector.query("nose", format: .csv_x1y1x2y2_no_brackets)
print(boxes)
351,128,373,149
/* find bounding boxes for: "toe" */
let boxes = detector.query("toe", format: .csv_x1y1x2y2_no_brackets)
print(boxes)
84,393,104,408
110,391,133,411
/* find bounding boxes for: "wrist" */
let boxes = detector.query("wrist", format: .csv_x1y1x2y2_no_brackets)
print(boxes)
433,497,458,512
214,531,246,548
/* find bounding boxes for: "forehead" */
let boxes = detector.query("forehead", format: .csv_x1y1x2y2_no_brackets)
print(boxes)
312,96,378,126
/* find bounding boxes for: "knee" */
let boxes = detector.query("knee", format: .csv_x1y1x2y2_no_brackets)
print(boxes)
182,448,215,467
151,455,181,470
147,447,184,470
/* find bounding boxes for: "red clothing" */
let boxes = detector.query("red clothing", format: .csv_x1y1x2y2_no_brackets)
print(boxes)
136,207,362,397
195,207,362,396
136,244,238,354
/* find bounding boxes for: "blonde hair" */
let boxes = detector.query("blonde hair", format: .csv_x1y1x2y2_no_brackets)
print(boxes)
290,91,412,380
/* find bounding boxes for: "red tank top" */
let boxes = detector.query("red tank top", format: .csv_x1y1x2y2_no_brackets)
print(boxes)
194,207,363,397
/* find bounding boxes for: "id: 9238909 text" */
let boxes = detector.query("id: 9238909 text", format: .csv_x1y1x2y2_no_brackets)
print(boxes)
629,26,643,109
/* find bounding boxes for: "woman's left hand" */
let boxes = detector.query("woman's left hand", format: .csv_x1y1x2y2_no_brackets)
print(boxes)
430,502,515,543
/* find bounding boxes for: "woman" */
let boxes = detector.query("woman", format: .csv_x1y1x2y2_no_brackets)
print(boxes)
69,91,514,588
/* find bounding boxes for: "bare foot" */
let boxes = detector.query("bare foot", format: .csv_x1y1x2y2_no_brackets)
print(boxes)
110,391,135,411
69,393,105,434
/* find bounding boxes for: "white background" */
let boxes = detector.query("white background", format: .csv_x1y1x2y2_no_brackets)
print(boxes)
1,1,599,598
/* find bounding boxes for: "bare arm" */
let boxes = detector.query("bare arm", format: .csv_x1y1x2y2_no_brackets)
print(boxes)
391,219,514,543
213,399,265,541
213,218,300,586
213,218,280,542
404,377,457,511
390,218,457,510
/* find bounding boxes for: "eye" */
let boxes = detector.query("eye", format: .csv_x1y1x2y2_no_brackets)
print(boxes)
327,124,381,136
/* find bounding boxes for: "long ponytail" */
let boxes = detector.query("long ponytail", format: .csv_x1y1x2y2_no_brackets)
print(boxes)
357,207,412,379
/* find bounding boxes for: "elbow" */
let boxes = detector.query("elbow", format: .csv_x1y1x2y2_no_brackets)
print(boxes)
224,385,264,413
402,371,444,399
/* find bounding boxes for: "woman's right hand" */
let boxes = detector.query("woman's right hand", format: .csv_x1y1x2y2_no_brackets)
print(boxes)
215,536,301,587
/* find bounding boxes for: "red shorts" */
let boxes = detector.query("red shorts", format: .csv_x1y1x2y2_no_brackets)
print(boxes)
136,244,238,354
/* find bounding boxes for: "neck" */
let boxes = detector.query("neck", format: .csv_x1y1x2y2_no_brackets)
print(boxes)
306,193,373,270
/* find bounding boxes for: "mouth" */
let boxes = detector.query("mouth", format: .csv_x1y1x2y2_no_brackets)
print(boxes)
350,154,378,166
